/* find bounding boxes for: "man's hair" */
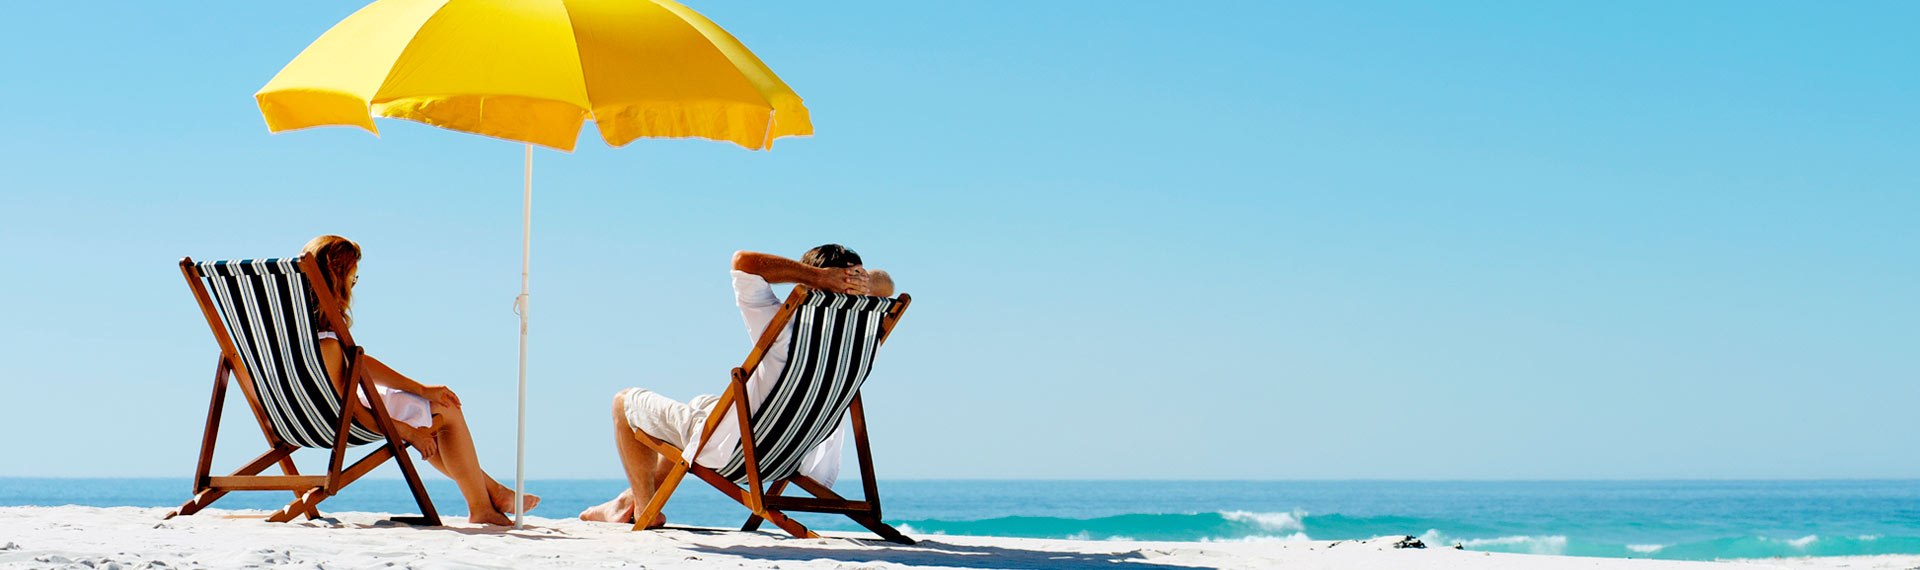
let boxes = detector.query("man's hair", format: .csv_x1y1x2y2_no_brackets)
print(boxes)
800,244,862,268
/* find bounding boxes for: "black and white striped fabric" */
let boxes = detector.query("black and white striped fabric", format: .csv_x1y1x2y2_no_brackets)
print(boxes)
197,258,382,449
716,291,897,485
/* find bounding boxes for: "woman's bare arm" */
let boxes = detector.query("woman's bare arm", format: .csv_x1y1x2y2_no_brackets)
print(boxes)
317,339,440,455
319,339,458,407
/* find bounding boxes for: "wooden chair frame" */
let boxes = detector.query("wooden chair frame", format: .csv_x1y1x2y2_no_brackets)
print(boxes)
165,255,440,526
631,287,914,544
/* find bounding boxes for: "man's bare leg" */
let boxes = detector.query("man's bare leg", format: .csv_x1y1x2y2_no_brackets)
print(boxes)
581,389,668,528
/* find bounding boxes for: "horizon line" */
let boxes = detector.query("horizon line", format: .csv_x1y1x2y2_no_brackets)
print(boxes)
7,476,1919,483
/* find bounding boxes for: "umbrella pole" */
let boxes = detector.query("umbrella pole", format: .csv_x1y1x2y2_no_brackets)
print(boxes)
514,143,532,529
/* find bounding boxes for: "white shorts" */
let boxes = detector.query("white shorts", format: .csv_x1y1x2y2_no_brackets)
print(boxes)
358,386,433,429
621,388,719,451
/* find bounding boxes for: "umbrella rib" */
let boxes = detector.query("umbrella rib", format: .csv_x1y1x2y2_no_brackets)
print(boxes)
553,0,599,125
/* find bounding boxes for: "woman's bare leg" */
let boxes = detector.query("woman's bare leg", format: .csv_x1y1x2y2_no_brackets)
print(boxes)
418,402,514,526
355,355,536,525
412,444,539,516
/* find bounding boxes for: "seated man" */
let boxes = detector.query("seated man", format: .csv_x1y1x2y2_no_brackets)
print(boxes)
580,244,894,526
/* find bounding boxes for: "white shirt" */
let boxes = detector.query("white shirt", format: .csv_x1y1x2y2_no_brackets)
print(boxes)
685,271,848,487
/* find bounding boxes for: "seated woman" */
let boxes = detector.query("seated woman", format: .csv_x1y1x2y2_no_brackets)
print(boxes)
303,235,538,526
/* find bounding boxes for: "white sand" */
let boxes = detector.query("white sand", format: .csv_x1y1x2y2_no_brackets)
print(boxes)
1,506,1911,570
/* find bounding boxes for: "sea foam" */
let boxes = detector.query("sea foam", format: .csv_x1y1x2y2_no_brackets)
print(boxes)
1755,535,1822,549
1419,531,1570,556
1220,510,1307,533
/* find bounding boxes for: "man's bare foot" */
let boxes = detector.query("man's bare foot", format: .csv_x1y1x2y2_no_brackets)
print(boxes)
579,495,634,523
639,512,667,530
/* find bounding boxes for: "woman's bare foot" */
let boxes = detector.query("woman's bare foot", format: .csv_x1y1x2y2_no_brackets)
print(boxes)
490,485,540,515
469,506,512,526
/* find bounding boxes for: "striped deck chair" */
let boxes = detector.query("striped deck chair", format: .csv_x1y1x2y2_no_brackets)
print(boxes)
164,256,440,525
631,287,914,543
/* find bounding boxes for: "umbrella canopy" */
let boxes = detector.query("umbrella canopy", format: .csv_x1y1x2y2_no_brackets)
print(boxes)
256,0,813,528
258,0,812,151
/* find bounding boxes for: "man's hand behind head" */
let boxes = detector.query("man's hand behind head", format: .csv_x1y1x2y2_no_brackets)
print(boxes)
819,266,893,297
822,265,869,295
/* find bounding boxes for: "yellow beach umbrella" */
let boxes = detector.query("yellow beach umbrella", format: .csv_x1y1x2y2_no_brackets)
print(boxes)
257,0,812,527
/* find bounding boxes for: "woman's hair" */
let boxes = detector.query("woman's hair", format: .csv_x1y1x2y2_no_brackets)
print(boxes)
301,235,360,331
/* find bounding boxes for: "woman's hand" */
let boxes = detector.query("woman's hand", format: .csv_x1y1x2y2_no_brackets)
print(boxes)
414,432,440,461
394,424,439,461
422,385,460,408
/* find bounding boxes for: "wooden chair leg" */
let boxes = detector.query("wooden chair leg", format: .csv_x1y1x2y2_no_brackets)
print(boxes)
275,458,323,520
190,359,228,490
167,446,295,519
634,461,689,531
172,358,232,520
355,357,441,526
729,376,769,515
263,449,436,525
387,438,440,526
844,396,914,543
649,463,815,540
269,487,330,523
167,487,230,520
787,477,914,544
337,446,394,483
742,480,790,531
851,514,915,545
756,507,819,540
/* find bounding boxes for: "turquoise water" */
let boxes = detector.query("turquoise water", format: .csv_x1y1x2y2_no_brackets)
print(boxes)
5,478,1917,561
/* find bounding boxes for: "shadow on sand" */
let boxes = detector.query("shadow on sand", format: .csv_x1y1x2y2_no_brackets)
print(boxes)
689,537,1195,570
332,519,586,541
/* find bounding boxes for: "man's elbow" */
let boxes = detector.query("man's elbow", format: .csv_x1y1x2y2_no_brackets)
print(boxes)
731,250,754,272
869,270,895,298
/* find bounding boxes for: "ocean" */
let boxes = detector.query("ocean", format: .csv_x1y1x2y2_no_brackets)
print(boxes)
5,478,1916,561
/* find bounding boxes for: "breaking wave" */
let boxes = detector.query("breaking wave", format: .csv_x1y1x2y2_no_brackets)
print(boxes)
894,512,1920,560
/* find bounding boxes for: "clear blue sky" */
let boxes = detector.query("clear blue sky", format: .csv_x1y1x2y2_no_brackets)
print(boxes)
1,1,1914,480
